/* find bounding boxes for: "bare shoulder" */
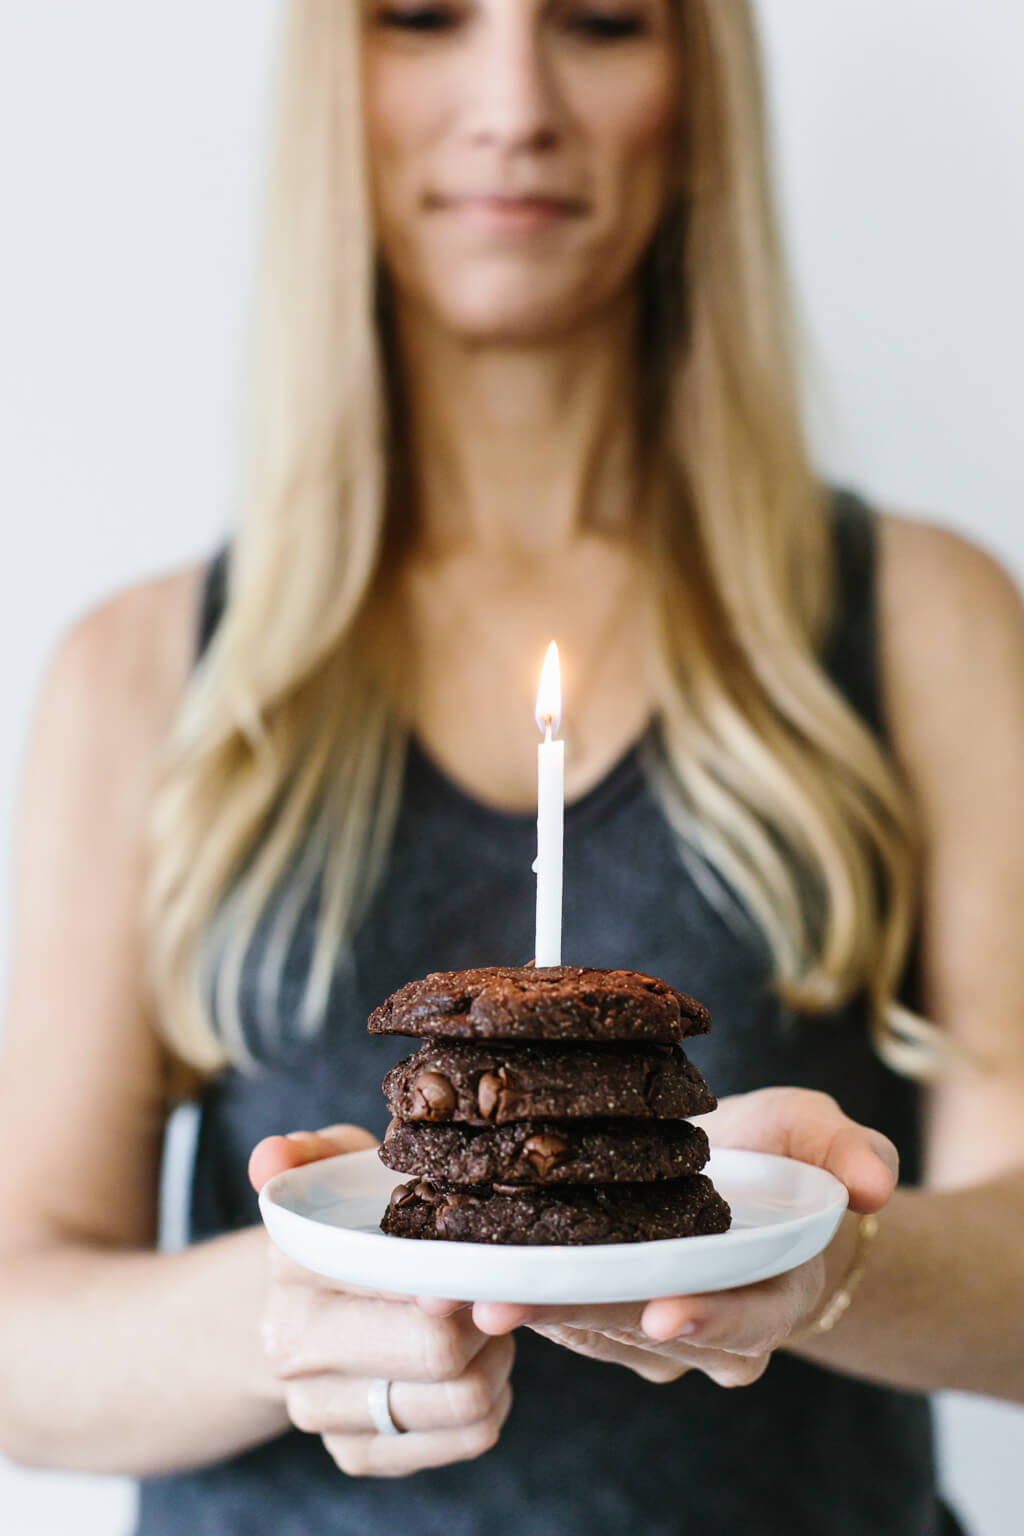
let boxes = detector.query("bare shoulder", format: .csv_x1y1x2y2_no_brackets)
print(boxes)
43,560,208,750
0,559,215,1249
24,560,211,863
876,510,1023,662
874,510,1024,783
875,513,1024,1184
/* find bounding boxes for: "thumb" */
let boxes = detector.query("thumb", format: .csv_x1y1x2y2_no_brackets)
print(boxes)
695,1088,900,1214
248,1122,380,1194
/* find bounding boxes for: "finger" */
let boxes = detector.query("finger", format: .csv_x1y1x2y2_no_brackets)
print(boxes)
472,1300,644,1335
264,1243,413,1302
526,1320,691,1384
416,1296,473,1316
816,1124,898,1213
248,1122,380,1193
785,1110,898,1212
287,1334,515,1436
639,1266,819,1353
534,1317,772,1389
393,1333,514,1432
322,1381,513,1478
693,1088,899,1212
471,1302,536,1334
263,1291,491,1384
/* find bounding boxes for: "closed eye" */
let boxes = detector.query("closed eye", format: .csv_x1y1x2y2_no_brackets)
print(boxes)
570,12,649,41
375,4,454,32
374,6,650,43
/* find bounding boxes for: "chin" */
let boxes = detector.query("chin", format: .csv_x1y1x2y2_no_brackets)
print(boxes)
430,278,597,344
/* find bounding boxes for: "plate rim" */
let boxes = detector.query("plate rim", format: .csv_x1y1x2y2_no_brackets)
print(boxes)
259,1144,849,1258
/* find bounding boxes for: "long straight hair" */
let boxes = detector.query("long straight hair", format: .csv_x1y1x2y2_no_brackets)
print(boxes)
145,0,954,1080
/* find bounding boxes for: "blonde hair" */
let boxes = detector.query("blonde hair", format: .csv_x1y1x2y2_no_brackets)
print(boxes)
145,0,954,1081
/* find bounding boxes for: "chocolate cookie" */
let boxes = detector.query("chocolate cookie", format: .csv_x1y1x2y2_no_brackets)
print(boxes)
382,1040,717,1125
379,1117,710,1185
381,1174,732,1244
367,965,711,1044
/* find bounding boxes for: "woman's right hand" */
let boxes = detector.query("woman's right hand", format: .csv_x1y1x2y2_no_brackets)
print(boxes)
248,1124,515,1477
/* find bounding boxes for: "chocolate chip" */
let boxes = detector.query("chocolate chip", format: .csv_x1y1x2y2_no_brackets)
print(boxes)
409,1069,456,1121
494,1089,531,1121
413,1179,440,1203
435,1193,474,1237
476,1072,503,1120
389,1182,417,1209
521,1132,571,1177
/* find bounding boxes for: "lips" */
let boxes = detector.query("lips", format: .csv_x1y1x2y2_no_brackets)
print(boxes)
433,193,586,213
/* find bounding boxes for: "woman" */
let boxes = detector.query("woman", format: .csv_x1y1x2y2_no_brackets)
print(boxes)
0,2,1021,1532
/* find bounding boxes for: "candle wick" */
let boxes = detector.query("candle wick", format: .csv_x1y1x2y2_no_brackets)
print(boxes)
544,718,553,744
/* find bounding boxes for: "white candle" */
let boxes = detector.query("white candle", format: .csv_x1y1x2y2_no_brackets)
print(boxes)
533,641,565,968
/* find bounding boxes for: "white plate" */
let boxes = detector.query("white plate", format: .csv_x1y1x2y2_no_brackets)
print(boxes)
259,1146,848,1303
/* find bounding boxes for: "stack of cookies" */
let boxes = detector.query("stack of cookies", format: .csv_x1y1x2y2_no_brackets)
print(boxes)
368,965,732,1245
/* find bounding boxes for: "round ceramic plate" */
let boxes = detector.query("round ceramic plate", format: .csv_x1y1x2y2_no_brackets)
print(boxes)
258,1146,848,1303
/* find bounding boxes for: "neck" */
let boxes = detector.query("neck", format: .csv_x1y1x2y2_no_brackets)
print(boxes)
391,290,642,563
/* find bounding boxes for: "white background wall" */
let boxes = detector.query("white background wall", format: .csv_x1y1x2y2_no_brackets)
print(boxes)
0,3,1021,1532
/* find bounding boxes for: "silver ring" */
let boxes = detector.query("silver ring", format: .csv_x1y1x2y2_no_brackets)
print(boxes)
367,1377,404,1436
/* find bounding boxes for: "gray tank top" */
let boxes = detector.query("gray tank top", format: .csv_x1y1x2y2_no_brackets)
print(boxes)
137,490,968,1536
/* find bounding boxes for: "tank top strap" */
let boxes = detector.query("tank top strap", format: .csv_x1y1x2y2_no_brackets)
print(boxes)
196,542,230,662
822,486,885,740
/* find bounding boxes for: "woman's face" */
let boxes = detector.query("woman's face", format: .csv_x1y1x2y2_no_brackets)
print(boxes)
361,1,681,340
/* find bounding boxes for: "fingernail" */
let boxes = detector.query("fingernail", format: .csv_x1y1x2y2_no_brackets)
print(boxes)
870,1134,900,1183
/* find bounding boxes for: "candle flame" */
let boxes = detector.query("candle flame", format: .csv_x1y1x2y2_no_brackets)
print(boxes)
534,641,561,736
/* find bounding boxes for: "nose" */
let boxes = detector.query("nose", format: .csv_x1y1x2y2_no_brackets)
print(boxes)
465,15,561,152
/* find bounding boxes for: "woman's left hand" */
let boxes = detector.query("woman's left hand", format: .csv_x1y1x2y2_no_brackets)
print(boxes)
416,1087,900,1389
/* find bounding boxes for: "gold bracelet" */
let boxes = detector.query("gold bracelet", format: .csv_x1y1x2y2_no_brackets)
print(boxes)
788,1212,879,1345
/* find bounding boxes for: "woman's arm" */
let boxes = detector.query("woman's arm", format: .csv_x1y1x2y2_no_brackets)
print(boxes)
0,573,510,1481
0,573,290,1474
468,516,1024,1404
0,1228,289,1474
781,1178,1024,1400
779,514,1024,1397
664,1099,1024,1403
